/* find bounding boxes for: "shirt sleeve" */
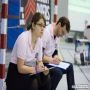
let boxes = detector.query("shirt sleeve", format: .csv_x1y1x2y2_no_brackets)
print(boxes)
16,34,27,60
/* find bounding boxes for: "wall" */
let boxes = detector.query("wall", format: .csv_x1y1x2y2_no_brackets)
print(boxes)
68,0,90,32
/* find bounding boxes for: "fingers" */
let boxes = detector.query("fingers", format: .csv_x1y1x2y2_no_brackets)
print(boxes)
52,58,60,64
43,67,49,75
31,67,36,74
42,66,48,71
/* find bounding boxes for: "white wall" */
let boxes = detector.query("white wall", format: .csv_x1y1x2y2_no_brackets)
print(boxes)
69,11,90,32
51,0,90,32
68,0,90,32
58,0,68,18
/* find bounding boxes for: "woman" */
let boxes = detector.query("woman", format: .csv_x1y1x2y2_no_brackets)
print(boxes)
6,12,51,90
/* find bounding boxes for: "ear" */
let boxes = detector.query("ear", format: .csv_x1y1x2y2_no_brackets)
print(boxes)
58,22,61,27
32,22,36,30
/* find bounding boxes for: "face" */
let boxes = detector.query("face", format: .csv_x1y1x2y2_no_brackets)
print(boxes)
33,18,45,37
56,23,67,37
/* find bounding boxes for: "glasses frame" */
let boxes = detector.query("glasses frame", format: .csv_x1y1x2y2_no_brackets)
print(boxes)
36,23,45,28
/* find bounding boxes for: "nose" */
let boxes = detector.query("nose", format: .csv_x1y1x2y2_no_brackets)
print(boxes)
41,28,44,33
42,25,45,28
41,26,45,31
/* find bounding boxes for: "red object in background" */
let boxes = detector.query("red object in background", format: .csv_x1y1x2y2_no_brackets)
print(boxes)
53,0,58,22
21,0,36,24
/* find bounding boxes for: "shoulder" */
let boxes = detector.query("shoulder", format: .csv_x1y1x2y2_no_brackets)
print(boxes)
18,31,29,39
16,31,29,43
18,31,29,38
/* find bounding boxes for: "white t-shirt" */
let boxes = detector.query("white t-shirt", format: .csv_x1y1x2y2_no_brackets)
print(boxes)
11,30,42,66
42,23,58,57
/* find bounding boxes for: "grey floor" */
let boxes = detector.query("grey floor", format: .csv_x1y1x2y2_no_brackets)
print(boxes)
5,38,90,90
56,39,90,90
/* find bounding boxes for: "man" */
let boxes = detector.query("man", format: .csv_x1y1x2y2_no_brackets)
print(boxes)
42,16,75,90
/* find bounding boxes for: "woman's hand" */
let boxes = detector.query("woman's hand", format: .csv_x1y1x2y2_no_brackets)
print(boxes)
43,66,49,75
36,61,49,75
36,61,45,73
30,67,37,74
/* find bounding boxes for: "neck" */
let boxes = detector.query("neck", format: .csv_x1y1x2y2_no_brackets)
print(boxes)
53,24,57,36
31,31,37,44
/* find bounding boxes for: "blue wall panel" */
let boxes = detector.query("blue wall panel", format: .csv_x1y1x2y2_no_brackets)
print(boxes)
8,19,19,27
7,28,24,49
7,0,24,49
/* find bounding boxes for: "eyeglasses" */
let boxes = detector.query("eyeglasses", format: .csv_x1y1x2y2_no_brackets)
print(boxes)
36,23,45,28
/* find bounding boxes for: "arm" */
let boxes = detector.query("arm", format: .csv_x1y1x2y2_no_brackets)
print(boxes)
17,57,49,75
43,55,61,65
36,61,49,75
43,49,61,65
43,55,53,63
42,48,53,63
17,57,36,74
36,39,49,75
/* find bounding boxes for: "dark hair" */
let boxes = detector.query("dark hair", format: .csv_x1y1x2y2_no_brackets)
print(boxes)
27,12,46,30
56,16,70,32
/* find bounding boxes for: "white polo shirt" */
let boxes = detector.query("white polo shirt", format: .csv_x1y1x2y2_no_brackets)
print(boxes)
11,30,42,66
42,23,58,57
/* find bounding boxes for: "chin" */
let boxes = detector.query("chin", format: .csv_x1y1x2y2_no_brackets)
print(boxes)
39,34,42,38
57,34,60,37
41,33,43,36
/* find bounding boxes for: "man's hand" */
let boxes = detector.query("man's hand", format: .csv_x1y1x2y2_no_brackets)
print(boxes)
43,55,62,65
49,55,61,65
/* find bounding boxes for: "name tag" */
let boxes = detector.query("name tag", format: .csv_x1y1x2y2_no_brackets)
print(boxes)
35,53,38,58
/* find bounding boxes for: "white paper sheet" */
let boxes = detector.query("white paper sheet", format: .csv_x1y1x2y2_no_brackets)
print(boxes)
49,62,70,70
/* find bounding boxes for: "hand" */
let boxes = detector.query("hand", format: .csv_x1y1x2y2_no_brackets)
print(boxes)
36,61,45,73
31,67,36,74
43,66,49,75
53,55,61,64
